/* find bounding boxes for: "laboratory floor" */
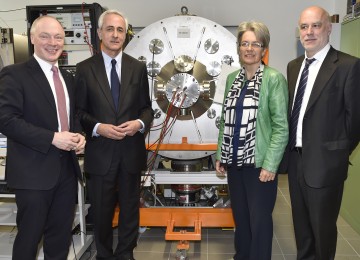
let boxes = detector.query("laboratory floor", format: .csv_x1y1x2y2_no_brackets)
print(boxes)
79,174,360,260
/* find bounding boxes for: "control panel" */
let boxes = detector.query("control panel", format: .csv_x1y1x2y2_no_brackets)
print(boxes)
47,12,92,45
0,28,15,70
26,3,104,67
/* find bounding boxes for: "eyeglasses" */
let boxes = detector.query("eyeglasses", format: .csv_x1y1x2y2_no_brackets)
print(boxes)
239,41,263,49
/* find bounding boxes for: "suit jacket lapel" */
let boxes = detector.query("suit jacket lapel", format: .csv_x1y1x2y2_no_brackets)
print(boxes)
288,56,303,108
27,57,57,111
90,54,116,111
306,47,338,113
119,53,133,108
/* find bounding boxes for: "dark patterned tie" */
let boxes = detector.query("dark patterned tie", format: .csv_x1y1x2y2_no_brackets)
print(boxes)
51,66,69,132
289,58,315,149
111,59,120,110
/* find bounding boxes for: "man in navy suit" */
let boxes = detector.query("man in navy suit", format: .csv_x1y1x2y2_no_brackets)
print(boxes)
283,6,360,259
0,16,85,259
75,10,153,260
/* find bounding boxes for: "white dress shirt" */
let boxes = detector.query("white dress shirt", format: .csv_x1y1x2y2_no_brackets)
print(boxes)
292,43,331,147
92,51,145,136
34,54,70,132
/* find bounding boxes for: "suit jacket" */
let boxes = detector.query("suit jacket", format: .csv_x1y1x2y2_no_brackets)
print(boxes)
75,53,153,175
0,56,82,190
281,47,360,188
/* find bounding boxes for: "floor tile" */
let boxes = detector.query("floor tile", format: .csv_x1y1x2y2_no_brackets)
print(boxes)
347,239,360,256
3,173,358,260
336,239,360,256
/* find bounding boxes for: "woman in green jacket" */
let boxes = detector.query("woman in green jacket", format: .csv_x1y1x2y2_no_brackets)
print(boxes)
215,21,288,260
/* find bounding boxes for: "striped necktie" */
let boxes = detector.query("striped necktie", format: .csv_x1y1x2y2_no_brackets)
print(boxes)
289,58,315,149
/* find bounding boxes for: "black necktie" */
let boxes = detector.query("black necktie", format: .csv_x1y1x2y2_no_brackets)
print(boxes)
289,58,315,149
111,59,120,110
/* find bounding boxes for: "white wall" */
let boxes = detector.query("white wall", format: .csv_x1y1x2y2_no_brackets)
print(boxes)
0,0,348,75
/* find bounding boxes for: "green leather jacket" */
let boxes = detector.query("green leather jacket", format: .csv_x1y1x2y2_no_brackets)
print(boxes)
216,66,289,173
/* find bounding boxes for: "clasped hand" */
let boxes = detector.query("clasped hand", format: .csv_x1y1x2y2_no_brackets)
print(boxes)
97,120,142,140
52,132,86,154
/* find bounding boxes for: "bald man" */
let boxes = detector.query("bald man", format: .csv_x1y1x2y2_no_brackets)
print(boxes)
0,16,85,259
282,6,360,259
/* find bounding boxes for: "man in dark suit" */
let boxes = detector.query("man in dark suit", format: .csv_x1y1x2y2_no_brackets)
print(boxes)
0,16,86,259
75,10,153,260
283,6,360,259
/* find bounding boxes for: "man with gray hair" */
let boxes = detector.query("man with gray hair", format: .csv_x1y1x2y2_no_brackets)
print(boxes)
75,10,153,260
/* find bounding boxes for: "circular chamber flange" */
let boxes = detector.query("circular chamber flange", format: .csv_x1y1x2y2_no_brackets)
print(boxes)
147,61,161,77
124,15,240,159
206,60,221,77
149,38,164,54
165,73,200,108
174,55,194,72
204,38,219,54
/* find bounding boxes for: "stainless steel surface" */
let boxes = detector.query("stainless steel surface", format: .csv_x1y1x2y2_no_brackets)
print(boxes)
13,34,29,64
206,60,221,77
149,39,164,54
165,73,199,109
138,55,147,64
147,61,161,77
125,13,240,160
221,54,234,66
171,159,203,172
204,38,219,54
173,55,194,72
153,170,227,184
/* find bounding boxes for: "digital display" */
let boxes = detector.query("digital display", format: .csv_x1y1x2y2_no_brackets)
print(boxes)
64,30,74,37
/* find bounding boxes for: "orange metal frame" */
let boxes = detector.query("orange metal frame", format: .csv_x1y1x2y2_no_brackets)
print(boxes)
146,137,217,151
119,49,270,249
113,207,234,250
117,40,270,252
146,143,217,151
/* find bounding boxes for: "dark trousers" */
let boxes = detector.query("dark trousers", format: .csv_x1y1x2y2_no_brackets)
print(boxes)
288,150,344,260
227,166,277,260
88,147,140,260
13,152,77,260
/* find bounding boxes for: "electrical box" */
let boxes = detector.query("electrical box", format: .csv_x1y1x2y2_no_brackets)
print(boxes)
26,3,104,69
0,28,15,70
